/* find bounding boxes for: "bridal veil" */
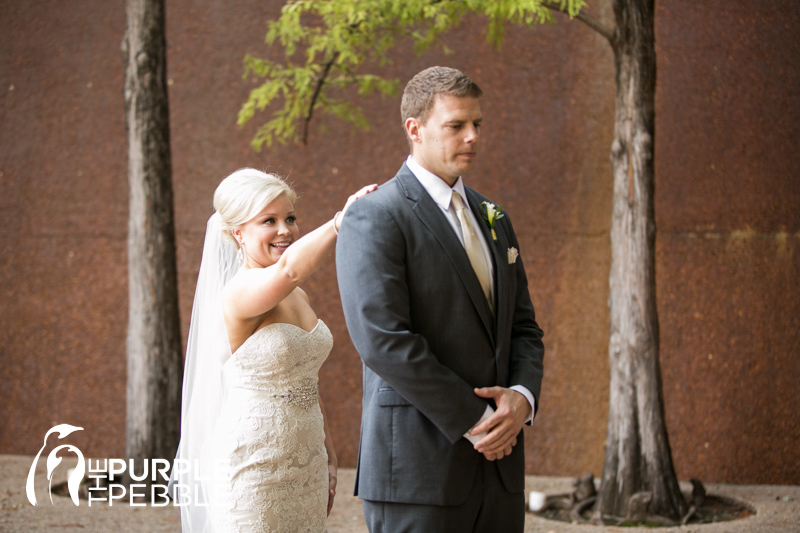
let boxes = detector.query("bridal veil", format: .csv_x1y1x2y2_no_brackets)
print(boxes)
172,212,238,532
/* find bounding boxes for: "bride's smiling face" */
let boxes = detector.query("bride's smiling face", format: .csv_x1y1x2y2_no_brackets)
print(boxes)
234,193,299,268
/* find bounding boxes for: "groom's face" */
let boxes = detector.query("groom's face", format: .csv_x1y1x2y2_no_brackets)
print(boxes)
407,94,482,186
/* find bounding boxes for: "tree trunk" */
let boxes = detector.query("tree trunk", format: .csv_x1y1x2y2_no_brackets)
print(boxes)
122,0,182,488
596,0,686,521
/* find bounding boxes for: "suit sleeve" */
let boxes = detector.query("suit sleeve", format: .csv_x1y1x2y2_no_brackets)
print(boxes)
336,197,488,444
503,214,545,413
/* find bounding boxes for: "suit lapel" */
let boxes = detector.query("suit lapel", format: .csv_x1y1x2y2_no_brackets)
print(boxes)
465,188,510,350
395,167,495,342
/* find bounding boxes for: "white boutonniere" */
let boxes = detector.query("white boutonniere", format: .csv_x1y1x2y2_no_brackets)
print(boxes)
507,247,519,264
480,201,505,242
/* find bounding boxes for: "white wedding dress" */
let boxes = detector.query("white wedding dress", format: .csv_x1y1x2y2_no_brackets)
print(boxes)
205,319,333,532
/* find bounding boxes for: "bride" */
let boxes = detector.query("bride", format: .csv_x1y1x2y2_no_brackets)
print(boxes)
173,168,375,532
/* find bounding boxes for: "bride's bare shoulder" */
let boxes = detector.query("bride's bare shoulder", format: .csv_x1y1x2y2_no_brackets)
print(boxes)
294,286,310,304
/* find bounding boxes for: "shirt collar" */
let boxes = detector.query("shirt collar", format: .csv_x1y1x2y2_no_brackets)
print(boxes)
406,155,468,211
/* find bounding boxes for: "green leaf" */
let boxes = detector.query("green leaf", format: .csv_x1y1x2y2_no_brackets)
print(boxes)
239,0,589,147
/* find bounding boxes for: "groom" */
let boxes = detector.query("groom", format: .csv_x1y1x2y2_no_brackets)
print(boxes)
336,66,545,532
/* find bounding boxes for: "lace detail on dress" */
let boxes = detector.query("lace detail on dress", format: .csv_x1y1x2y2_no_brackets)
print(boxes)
206,320,333,532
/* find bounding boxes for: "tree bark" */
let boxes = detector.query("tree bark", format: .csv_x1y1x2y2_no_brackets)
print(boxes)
122,0,182,487
596,0,686,521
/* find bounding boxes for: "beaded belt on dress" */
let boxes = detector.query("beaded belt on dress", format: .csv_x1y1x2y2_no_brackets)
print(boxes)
272,380,319,410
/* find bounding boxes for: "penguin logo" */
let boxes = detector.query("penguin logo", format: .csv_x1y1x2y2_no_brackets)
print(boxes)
26,424,85,506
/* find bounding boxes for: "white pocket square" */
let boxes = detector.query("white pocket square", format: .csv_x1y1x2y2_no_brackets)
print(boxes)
507,247,519,264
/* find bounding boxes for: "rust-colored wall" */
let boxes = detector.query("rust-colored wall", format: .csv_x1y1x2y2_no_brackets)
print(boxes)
1,0,797,485
655,1,800,484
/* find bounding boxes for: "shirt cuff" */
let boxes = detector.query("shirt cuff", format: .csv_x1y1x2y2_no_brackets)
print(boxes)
510,385,536,424
463,404,494,445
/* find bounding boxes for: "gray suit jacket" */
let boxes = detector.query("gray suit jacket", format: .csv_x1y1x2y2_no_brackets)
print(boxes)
336,163,544,506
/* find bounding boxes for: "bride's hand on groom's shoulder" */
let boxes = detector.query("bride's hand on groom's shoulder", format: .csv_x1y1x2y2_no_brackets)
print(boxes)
341,184,378,215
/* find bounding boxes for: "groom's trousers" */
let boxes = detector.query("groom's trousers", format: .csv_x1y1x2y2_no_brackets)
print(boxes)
361,457,525,533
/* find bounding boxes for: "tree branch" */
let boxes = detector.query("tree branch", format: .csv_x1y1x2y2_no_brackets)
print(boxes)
543,2,615,45
302,52,340,145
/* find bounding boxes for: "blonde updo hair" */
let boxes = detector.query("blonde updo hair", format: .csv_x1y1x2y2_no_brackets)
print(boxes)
213,168,297,248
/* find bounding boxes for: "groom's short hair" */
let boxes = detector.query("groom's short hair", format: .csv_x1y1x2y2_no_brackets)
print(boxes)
401,66,483,129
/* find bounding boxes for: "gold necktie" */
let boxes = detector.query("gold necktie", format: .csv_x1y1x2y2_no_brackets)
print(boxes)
451,191,493,312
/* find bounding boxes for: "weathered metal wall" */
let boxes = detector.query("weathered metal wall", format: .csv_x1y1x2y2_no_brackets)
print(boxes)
1,0,797,484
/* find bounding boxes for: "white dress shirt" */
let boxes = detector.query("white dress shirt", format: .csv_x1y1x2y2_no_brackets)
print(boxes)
405,156,535,445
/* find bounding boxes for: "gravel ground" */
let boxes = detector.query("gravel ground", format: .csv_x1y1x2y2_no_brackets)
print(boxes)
2,455,797,532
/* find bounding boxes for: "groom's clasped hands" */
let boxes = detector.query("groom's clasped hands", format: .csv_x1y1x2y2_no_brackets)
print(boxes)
470,386,532,461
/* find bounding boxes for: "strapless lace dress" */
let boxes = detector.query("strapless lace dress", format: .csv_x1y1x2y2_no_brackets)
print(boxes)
206,319,333,532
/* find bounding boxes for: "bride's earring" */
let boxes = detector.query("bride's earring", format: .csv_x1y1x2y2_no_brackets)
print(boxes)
237,241,245,265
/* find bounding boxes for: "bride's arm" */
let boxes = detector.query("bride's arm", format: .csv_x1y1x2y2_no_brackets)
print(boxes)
224,216,338,320
320,396,338,516
224,184,376,321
